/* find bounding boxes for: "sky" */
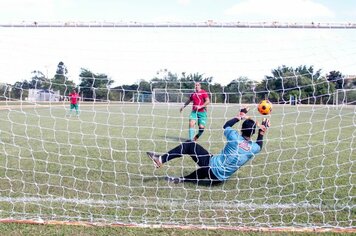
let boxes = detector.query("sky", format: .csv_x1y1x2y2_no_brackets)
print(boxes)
1,0,356,86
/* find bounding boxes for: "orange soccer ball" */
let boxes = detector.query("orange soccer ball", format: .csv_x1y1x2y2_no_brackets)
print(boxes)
257,100,272,115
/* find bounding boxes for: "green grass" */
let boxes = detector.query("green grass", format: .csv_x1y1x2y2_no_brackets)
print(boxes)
0,223,353,236
0,103,355,233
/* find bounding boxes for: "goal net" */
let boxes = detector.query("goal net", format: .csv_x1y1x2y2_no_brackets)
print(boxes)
0,22,355,232
152,89,194,103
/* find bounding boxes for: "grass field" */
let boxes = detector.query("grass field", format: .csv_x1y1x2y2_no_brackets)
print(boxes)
0,102,354,234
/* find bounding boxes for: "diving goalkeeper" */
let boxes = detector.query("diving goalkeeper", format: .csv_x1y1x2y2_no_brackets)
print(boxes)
146,107,270,185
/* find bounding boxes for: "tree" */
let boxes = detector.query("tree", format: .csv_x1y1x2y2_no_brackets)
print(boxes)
49,76,76,97
0,84,14,101
5,70,51,100
56,61,68,75
151,70,213,90
224,77,257,103
206,82,224,103
50,61,74,96
11,81,30,100
326,70,344,89
151,69,179,90
180,72,213,90
78,68,114,102
256,65,334,104
28,70,48,89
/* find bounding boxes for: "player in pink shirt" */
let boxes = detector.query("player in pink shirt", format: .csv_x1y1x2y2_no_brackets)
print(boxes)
68,89,80,116
180,82,210,141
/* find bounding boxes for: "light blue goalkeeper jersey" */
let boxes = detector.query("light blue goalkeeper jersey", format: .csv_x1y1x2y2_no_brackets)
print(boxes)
210,127,261,181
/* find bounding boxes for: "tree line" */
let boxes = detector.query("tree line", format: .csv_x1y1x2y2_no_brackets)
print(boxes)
1,61,355,104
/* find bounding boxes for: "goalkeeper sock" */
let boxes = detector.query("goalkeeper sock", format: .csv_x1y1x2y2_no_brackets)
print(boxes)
189,128,195,140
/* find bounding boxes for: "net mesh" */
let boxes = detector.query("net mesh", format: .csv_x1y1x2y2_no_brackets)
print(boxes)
0,22,355,231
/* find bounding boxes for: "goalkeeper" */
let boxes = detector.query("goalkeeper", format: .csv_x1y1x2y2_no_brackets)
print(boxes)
147,107,270,184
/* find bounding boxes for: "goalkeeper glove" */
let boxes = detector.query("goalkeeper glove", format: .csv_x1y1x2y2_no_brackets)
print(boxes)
238,107,249,120
259,118,270,133
262,118,270,128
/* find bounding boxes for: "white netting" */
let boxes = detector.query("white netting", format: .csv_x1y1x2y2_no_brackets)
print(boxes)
0,22,355,231
152,89,194,103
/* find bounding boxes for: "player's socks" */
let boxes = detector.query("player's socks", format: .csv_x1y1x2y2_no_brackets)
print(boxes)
193,128,204,141
189,128,195,140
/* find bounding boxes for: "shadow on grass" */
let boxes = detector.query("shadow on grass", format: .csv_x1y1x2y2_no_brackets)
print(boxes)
142,175,223,187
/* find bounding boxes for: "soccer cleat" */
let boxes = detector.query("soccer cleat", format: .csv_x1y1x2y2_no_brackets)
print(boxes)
146,152,162,168
165,176,182,184
193,135,199,141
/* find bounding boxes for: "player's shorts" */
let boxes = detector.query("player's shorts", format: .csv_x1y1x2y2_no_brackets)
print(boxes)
70,103,79,111
189,111,207,126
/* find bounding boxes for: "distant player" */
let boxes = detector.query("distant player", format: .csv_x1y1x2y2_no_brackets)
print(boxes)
68,88,80,116
180,82,210,141
147,107,270,185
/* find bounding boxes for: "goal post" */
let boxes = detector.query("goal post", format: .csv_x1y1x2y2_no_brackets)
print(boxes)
0,22,355,233
334,88,356,107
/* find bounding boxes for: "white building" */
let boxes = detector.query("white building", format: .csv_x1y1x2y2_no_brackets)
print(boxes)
28,89,60,102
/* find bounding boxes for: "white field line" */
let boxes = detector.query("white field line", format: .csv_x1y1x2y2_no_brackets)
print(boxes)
0,196,324,210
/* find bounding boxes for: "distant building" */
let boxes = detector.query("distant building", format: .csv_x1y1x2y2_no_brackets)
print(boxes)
345,75,356,88
28,89,60,102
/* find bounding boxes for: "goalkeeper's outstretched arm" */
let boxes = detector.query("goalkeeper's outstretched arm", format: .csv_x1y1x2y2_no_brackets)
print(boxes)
256,131,264,149
223,107,249,129
256,118,270,149
223,117,240,129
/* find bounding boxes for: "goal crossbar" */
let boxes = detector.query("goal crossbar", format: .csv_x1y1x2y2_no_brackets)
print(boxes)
1,21,356,29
